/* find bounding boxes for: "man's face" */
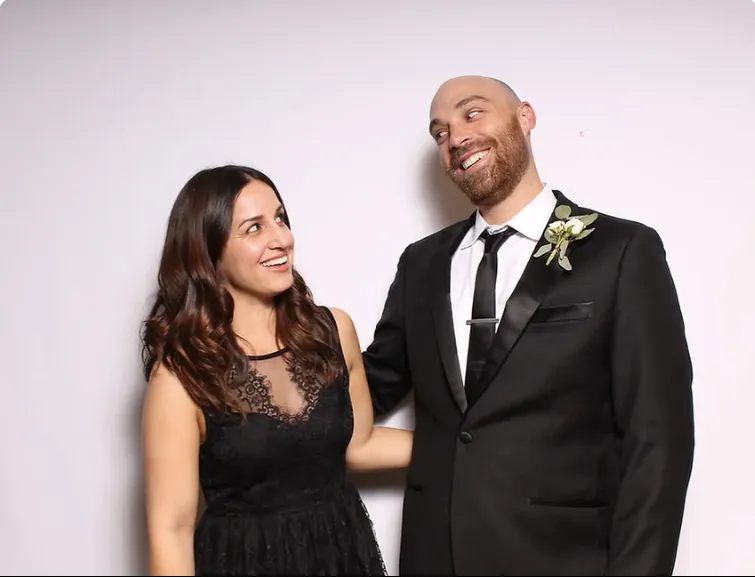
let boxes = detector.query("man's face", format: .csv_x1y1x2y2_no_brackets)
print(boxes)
429,78,531,206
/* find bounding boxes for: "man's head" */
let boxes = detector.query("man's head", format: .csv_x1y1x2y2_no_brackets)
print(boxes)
429,75,536,206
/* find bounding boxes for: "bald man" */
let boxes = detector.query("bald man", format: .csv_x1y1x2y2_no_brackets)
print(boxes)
363,76,694,575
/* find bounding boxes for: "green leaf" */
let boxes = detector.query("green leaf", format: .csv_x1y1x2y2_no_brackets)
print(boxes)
544,229,557,243
554,205,572,219
575,228,595,240
559,239,570,257
533,243,552,258
558,254,572,271
573,212,598,226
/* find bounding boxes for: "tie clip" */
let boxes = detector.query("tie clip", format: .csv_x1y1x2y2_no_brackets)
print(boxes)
466,317,499,325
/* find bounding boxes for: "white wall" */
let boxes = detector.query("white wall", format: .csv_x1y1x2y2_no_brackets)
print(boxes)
0,0,753,574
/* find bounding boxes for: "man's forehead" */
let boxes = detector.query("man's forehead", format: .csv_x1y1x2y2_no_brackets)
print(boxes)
430,77,503,115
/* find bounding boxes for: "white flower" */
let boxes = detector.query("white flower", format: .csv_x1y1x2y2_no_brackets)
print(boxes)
533,205,599,272
547,221,566,235
565,218,585,236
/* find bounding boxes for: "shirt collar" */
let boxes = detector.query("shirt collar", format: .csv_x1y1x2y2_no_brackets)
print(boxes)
459,184,557,250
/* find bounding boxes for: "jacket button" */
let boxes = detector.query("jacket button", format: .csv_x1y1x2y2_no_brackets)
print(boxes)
459,431,473,444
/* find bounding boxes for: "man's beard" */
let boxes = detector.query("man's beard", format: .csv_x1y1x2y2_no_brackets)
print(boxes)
446,115,530,206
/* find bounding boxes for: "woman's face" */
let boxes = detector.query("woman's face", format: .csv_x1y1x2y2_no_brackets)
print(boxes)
218,179,295,301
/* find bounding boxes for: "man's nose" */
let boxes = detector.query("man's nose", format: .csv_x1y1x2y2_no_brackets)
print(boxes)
449,126,473,150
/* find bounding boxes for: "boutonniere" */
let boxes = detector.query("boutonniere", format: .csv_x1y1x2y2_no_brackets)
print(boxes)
533,205,598,271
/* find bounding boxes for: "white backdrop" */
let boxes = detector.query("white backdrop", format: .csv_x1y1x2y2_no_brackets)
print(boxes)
1,0,754,574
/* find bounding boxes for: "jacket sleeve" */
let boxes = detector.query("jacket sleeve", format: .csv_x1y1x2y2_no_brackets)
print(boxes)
606,224,695,575
362,246,414,418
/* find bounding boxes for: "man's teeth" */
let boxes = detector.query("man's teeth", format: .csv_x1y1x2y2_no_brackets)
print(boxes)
462,150,489,170
262,256,287,267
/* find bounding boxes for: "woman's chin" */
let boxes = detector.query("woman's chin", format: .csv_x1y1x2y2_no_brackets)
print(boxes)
265,274,295,298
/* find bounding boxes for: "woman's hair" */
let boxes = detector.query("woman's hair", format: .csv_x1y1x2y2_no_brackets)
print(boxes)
141,165,342,413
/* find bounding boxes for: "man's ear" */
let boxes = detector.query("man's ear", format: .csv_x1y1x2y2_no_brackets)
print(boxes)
518,101,537,134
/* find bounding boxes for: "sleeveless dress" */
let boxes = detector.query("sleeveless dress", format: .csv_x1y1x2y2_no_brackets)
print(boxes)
193,311,386,576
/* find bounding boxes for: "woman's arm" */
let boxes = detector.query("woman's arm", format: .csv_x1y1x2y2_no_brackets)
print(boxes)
330,307,413,472
142,364,201,576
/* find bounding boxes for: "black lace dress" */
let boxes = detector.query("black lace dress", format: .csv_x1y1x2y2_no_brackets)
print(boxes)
193,317,386,576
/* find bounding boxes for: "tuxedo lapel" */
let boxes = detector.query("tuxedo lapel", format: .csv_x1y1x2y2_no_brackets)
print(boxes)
430,214,475,414
464,191,578,409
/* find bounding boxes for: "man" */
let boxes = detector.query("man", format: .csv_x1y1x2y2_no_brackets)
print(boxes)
362,75,695,576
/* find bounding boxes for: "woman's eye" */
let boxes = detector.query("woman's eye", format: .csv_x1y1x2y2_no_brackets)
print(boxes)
246,223,259,233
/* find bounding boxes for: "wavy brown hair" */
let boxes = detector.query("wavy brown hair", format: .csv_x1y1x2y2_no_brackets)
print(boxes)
141,165,343,414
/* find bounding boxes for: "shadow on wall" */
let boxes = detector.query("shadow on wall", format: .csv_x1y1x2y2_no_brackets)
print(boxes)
126,301,209,576
127,360,208,576
354,147,472,494
350,148,474,562
351,147,473,485
126,314,208,576
419,145,474,230
127,367,149,576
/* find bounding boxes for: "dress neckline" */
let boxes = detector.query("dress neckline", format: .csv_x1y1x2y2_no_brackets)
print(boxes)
247,347,288,361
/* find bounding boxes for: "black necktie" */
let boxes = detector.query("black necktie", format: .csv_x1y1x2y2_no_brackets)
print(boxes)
464,227,517,390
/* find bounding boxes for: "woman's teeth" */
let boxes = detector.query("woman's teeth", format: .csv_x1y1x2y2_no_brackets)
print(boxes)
262,256,287,267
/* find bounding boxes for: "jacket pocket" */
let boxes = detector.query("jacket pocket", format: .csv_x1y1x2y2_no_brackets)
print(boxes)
531,301,594,323
527,496,606,508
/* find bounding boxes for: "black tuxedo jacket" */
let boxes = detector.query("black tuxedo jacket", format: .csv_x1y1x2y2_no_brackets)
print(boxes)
363,190,695,576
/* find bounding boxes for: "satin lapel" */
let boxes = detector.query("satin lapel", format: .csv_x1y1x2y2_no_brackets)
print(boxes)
430,214,475,414
464,191,577,409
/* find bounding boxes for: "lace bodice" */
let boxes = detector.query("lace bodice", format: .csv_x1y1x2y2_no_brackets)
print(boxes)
225,349,332,425
192,308,385,575
198,345,354,516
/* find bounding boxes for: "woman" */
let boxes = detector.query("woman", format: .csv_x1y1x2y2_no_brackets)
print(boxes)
140,165,411,576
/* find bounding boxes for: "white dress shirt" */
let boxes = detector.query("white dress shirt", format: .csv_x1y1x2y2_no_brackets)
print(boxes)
450,185,557,386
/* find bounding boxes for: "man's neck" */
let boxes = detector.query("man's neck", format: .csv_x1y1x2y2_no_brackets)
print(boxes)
478,170,544,226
